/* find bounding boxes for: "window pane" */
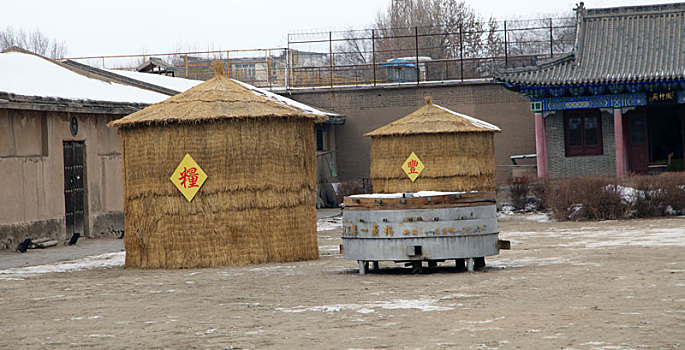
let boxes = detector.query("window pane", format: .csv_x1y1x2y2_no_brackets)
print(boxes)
631,118,647,144
568,117,582,146
584,116,599,146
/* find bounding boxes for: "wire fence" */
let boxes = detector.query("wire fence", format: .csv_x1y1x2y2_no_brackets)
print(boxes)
62,17,576,89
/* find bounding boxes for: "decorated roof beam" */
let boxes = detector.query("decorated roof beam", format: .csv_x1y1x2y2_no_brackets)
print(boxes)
494,2,685,108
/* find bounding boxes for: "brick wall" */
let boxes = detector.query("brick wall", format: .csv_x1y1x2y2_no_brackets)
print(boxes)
546,110,616,177
280,82,534,185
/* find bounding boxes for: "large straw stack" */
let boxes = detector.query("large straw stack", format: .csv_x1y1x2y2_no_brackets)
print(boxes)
365,97,501,193
109,70,326,269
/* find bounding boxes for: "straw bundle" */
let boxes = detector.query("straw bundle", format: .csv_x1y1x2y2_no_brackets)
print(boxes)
120,119,318,268
111,75,324,269
109,75,325,128
370,133,496,193
366,97,500,193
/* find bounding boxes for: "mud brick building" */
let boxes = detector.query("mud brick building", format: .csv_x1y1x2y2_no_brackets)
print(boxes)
0,48,174,249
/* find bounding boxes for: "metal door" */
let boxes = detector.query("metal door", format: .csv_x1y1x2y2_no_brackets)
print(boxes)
627,113,649,174
63,141,85,237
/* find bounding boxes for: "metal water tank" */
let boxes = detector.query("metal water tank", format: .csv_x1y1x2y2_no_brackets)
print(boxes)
341,191,507,274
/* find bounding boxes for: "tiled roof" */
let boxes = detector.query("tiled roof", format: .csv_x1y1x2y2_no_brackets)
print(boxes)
495,3,685,86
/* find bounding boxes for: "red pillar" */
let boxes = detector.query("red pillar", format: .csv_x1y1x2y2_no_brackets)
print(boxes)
534,112,549,178
614,108,627,177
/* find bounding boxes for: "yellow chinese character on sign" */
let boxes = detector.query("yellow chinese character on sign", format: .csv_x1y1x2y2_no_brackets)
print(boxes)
170,154,207,202
401,152,425,182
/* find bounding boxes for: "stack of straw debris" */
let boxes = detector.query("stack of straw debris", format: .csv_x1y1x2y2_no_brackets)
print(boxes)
365,96,501,193
109,64,327,269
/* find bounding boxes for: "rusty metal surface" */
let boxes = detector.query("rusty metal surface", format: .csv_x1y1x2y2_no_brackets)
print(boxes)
342,234,499,261
341,203,499,262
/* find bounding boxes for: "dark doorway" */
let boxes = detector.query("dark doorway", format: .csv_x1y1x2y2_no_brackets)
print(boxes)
63,141,86,238
627,111,649,174
647,106,684,171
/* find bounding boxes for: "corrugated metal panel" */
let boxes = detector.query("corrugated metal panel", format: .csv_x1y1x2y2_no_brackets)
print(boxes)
495,3,685,86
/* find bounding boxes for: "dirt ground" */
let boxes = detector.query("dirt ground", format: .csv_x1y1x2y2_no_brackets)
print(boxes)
0,213,683,350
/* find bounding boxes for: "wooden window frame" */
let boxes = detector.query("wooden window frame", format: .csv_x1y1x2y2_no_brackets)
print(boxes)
564,109,603,157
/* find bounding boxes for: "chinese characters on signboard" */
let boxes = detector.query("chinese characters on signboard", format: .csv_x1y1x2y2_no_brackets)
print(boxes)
647,91,676,105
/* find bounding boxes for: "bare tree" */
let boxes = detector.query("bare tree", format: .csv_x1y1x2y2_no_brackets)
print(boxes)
331,1,577,77
0,27,68,58
503,14,575,68
372,0,499,61
334,29,373,66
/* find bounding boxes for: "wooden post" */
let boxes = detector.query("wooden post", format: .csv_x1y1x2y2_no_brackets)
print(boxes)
535,112,549,178
614,108,628,177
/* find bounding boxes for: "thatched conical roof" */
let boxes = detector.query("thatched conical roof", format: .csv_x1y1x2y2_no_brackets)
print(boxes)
108,74,327,128
364,97,501,137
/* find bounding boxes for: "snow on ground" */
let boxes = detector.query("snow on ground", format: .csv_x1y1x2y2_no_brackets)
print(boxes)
0,217,341,277
0,215,680,277
498,212,551,222
275,297,455,314
611,185,641,203
501,224,685,248
0,51,168,103
317,215,342,231
559,227,685,248
497,204,516,217
0,252,124,277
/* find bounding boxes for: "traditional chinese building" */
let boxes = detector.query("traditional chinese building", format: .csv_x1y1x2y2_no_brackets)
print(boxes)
364,96,501,193
495,3,685,177
0,47,172,250
108,65,327,269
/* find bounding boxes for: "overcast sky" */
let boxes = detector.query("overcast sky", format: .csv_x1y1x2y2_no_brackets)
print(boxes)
1,0,680,57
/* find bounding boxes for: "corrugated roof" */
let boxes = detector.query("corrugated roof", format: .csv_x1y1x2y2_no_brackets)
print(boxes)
364,97,501,137
495,3,685,86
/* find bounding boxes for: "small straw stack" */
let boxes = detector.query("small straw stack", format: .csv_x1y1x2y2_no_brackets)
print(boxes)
365,96,501,193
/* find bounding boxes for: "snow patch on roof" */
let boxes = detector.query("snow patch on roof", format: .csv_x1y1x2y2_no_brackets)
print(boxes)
107,69,202,93
104,69,339,118
233,79,339,117
0,52,168,104
434,104,501,131
349,191,469,199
